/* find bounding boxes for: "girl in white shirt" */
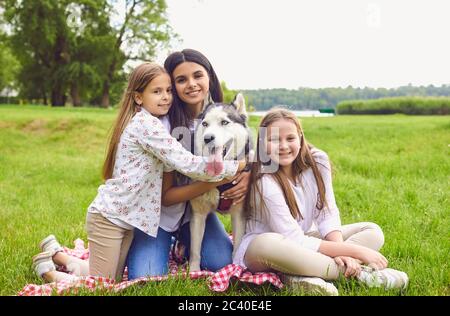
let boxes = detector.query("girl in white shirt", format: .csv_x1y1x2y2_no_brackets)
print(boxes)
32,62,245,283
233,108,409,295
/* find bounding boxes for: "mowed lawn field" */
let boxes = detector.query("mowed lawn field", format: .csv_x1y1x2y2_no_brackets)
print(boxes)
0,105,448,296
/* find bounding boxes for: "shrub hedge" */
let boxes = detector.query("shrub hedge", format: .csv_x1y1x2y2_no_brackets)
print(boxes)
336,97,450,115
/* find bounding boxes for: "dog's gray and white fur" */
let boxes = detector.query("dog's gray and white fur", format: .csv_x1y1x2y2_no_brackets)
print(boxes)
189,93,253,271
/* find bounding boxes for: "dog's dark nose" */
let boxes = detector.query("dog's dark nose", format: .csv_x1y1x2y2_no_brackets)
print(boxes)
204,134,215,144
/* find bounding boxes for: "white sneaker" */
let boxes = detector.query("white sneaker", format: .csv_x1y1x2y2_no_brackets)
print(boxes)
358,266,409,290
32,251,56,278
39,234,64,257
281,275,339,296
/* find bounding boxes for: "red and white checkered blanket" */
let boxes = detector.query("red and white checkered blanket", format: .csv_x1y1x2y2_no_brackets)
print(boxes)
18,238,283,296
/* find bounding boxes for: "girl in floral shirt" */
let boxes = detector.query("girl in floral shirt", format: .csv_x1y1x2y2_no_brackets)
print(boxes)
126,49,252,279
31,62,245,283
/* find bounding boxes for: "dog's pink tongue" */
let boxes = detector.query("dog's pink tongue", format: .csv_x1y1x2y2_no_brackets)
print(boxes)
206,147,224,176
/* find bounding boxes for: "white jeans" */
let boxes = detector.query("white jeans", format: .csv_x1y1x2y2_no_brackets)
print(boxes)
244,222,384,280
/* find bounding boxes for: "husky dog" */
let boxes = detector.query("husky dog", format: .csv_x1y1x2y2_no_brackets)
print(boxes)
189,93,253,272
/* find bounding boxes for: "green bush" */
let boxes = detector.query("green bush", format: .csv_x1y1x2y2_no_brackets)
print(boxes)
336,97,450,115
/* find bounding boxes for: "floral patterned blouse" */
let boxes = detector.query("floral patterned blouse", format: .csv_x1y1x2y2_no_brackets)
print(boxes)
88,108,238,237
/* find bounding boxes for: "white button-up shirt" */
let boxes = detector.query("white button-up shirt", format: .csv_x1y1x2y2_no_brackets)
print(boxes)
88,108,238,237
233,149,342,268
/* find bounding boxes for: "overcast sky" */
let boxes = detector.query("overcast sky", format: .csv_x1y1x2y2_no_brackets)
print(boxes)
154,0,450,90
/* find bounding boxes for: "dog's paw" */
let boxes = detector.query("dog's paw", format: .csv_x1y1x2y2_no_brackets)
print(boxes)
189,264,201,272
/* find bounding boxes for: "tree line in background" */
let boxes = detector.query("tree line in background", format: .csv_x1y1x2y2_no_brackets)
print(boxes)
0,0,174,107
1,1,449,111
337,97,449,115
242,85,450,111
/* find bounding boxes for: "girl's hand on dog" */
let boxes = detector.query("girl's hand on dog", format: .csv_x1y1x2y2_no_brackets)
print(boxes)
221,171,251,205
214,175,238,187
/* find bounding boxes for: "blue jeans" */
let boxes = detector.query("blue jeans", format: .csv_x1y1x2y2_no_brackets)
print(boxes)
126,213,233,279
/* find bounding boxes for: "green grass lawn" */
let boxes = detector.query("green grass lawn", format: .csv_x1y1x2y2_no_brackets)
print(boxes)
0,105,448,296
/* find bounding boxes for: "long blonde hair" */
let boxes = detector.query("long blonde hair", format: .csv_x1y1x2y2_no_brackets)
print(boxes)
244,108,328,222
102,62,168,181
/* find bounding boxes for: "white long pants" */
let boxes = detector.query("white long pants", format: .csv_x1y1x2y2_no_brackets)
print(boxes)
244,222,385,280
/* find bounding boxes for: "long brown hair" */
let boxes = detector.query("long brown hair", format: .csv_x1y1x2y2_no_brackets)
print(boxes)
244,108,329,223
164,49,223,131
102,62,168,181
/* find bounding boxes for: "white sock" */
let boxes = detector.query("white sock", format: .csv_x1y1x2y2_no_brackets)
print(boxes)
44,271,78,283
65,257,90,276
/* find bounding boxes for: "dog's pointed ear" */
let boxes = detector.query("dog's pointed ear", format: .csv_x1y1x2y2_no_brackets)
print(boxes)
231,93,247,116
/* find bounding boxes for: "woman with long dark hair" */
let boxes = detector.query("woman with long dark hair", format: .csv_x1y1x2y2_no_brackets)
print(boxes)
126,49,251,279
